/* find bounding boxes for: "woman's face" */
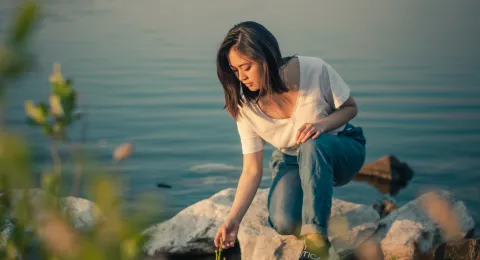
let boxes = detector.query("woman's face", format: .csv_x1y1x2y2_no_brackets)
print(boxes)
228,48,263,92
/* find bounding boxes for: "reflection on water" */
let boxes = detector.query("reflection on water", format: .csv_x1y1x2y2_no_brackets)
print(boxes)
353,174,410,196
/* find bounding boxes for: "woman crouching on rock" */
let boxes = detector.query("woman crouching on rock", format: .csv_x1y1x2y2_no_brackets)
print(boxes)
213,21,366,260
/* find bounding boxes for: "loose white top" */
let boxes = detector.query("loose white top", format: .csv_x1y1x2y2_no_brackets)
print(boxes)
236,56,351,156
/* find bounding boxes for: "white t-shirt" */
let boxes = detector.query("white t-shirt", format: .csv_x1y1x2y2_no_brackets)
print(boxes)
236,56,351,156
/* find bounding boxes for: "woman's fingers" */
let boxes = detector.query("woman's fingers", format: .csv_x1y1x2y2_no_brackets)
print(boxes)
214,230,221,247
222,228,228,248
224,236,235,248
300,128,317,143
296,124,309,143
215,226,237,249
311,130,321,140
214,226,226,248
295,124,307,142
297,124,317,144
223,231,233,248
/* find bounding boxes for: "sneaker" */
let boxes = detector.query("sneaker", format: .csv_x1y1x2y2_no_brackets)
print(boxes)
298,239,340,260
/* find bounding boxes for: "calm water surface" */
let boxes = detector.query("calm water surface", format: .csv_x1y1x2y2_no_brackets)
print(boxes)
1,0,479,232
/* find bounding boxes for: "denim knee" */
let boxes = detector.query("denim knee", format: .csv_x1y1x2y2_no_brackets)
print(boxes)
268,214,299,236
299,135,333,162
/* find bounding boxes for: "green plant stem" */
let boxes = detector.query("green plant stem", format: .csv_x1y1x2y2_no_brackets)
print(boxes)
70,93,88,196
68,141,82,196
79,93,88,143
50,139,61,176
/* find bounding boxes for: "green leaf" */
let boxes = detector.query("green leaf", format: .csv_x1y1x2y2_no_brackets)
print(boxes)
52,122,63,133
5,241,18,260
52,122,66,140
25,117,39,126
49,95,63,117
42,124,53,136
10,1,41,45
24,100,46,124
62,114,72,126
41,172,59,196
62,92,76,116
49,63,65,86
51,77,73,97
0,48,32,79
0,133,33,190
38,102,48,115
0,45,14,76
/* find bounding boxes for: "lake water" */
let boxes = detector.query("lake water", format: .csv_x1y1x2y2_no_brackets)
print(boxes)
1,0,479,235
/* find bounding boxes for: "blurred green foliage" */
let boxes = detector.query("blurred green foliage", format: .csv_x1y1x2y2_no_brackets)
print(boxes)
0,1,155,259
0,0,39,90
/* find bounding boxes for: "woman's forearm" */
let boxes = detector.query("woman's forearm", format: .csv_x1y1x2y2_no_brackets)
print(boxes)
318,106,357,132
316,96,358,133
227,171,263,223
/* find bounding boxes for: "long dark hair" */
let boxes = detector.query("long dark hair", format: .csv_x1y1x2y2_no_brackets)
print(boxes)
216,21,292,121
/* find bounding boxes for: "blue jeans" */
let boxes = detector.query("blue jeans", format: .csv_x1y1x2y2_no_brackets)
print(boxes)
267,123,366,238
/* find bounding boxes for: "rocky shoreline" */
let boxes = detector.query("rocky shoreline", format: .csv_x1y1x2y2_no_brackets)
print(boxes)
1,156,477,259
142,187,476,260
142,156,478,260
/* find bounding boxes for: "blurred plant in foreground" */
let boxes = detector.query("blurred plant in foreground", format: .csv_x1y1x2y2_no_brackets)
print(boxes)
0,1,157,259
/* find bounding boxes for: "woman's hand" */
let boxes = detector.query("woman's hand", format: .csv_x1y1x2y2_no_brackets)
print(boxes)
296,97,359,144
296,122,325,144
214,217,240,249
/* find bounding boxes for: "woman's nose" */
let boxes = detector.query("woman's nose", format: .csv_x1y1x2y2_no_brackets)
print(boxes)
239,71,247,80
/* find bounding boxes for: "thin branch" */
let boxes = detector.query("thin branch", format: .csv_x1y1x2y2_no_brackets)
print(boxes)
68,141,82,196
78,92,88,143
50,140,61,175
69,92,88,196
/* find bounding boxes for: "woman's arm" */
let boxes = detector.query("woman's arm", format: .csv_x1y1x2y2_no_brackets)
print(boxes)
214,150,264,248
226,150,264,223
316,96,358,133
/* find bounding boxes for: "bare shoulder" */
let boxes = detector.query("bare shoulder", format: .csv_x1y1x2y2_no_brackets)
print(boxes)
280,56,300,91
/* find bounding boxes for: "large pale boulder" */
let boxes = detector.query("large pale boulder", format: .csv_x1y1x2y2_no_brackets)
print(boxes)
142,188,380,259
366,190,475,260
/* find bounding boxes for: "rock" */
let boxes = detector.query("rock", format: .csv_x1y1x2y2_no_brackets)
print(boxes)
354,239,385,260
6,189,101,229
4,188,47,214
415,238,480,260
365,190,475,260
372,195,397,218
142,188,380,260
0,189,102,248
0,220,14,249
60,196,103,229
358,155,414,184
